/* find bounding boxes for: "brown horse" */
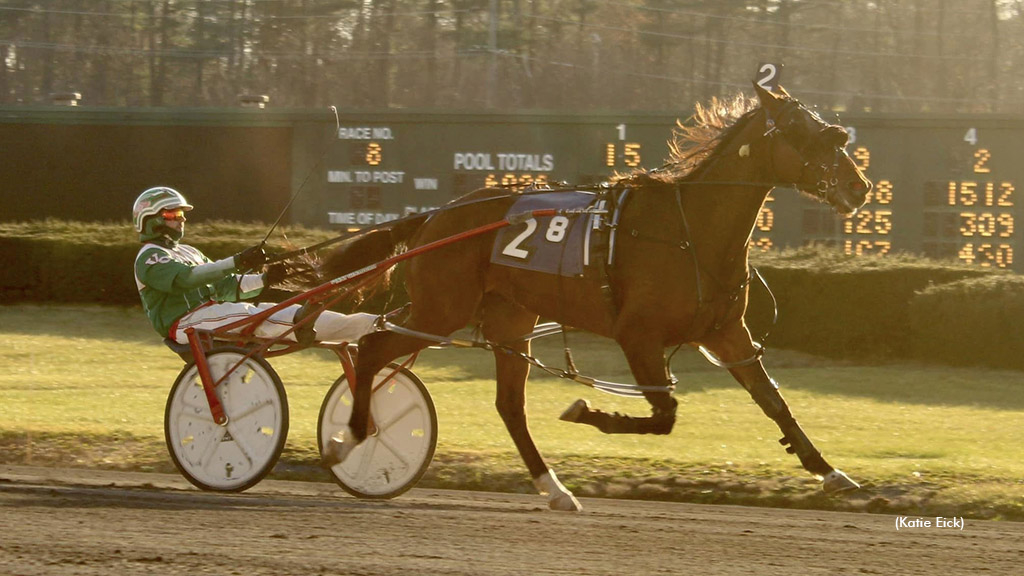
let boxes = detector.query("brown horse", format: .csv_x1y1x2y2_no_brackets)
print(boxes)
321,85,872,511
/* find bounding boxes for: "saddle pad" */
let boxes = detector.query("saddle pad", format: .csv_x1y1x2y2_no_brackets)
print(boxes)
489,191,604,277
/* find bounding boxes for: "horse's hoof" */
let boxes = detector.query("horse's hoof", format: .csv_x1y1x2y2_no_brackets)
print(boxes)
549,491,583,512
534,469,583,512
822,469,860,494
559,399,590,423
321,426,357,468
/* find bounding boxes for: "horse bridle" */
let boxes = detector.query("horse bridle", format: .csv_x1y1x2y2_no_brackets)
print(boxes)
762,99,846,203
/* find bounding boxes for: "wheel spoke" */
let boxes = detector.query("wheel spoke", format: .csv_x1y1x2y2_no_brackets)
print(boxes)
228,397,275,422
177,411,216,426
374,432,412,469
370,396,417,432
179,379,212,415
227,422,257,465
354,436,379,478
197,427,227,469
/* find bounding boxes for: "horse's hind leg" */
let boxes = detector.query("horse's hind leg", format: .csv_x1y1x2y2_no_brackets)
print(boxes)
481,294,582,511
700,324,859,494
561,336,678,435
321,328,432,467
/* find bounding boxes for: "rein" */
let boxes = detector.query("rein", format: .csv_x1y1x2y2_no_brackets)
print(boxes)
696,265,778,369
763,99,845,203
265,177,797,267
265,184,603,265
381,320,671,398
622,182,779,370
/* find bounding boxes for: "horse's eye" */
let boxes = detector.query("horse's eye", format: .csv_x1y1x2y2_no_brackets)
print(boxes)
803,125,847,157
821,125,849,149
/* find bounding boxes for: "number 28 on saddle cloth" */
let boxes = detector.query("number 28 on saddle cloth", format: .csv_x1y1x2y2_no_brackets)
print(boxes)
489,191,614,279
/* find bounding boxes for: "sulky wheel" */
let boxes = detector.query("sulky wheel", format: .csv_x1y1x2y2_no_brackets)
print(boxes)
318,364,437,499
164,347,288,492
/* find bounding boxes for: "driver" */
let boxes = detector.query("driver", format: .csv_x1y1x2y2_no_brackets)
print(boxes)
132,186,376,345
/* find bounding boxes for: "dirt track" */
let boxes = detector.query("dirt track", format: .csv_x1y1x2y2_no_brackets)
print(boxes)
1,465,1022,576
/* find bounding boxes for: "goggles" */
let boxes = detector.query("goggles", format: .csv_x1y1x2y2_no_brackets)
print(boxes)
161,208,187,221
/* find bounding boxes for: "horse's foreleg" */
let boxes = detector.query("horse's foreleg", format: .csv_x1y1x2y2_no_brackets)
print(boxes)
700,325,859,493
561,338,677,435
483,296,581,511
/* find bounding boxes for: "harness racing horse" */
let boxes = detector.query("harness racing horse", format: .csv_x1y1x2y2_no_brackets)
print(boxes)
322,85,872,511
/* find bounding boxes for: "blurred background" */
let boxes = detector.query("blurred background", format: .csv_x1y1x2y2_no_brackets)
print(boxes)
4,0,1023,275
1,0,1021,113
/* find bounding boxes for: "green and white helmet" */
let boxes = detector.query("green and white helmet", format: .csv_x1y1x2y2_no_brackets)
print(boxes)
132,186,193,232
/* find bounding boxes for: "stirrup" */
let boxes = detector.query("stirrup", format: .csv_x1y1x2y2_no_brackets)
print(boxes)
162,338,193,363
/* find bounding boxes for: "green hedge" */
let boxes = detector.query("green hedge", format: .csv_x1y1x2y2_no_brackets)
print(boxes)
746,249,991,359
1,221,1017,367
909,275,1024,370
0,220,336,304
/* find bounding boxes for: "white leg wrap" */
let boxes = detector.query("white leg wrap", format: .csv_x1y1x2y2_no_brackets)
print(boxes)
534,470,582,512
314,312,378,344
321,426,358,468
822,469,860,494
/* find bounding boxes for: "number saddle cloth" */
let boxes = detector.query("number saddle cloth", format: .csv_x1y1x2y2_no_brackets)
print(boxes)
489,190,616,281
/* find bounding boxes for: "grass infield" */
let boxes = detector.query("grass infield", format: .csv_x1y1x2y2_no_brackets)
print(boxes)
2,304,1022,520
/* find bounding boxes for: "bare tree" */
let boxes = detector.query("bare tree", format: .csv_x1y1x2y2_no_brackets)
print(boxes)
1,0,1022,112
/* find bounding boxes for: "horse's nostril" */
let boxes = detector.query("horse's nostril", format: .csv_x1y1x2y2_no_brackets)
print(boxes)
848,178,871,197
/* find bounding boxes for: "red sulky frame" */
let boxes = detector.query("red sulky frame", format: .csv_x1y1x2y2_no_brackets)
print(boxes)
183,208,559,428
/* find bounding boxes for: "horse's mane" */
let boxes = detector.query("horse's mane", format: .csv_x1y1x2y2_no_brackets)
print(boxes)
615,93,760,185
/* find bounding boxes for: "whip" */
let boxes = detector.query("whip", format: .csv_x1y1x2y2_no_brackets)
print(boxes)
260,105,342,247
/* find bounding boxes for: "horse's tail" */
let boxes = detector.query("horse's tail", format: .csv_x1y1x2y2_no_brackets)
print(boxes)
321,212,430,281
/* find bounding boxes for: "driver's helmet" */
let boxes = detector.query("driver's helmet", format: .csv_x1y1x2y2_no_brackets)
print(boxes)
132,186,193,232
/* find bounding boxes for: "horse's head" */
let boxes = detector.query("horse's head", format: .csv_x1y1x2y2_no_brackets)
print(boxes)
754,84,872,215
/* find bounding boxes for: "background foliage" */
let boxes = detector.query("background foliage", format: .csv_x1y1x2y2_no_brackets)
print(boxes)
2,0,1023,113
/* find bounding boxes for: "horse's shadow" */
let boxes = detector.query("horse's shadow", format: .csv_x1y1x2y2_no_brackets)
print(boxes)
525,332,1024,412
